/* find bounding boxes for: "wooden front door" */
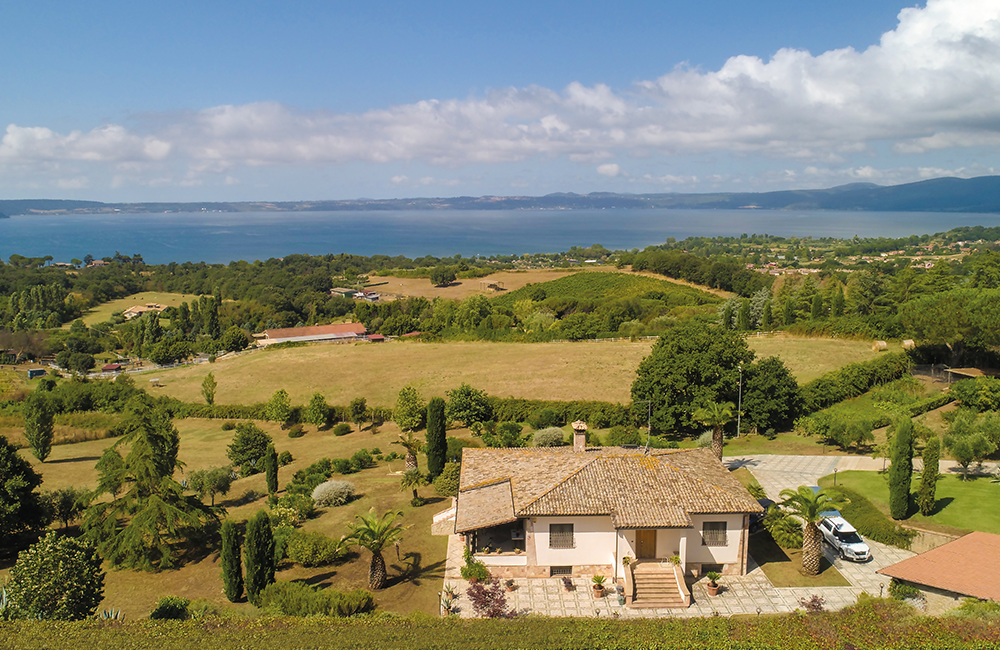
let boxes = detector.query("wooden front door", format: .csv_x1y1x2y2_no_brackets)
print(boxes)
636,529,657,559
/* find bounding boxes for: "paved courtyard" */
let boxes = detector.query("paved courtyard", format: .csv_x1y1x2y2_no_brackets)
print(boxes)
440,453,926,618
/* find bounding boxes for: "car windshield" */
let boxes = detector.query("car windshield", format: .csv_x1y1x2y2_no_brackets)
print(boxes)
835,531,863,544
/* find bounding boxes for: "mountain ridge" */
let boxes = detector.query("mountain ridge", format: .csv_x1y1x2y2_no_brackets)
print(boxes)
2,175,999,216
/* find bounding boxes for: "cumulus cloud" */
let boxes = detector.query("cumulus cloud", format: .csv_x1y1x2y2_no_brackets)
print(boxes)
4,0,1000,192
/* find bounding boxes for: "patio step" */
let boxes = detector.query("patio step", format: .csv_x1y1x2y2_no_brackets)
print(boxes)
631,568,687,609
631,596,688,609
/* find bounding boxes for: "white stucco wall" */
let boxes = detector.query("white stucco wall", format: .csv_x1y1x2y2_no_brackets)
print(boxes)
685,514,744,565
532,516,617,567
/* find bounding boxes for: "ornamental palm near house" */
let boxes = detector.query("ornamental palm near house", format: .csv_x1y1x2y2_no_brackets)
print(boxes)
453,426,763,609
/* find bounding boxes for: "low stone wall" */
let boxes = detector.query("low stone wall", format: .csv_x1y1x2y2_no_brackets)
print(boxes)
905,528,961,554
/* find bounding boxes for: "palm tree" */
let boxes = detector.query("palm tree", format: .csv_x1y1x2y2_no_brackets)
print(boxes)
399,468,427,502
347,508,407,590
693,401,735,461
778,486,848,576
392,432,423,471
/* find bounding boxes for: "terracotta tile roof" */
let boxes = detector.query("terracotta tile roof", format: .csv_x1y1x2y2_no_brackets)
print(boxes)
263,322,366,340
455,447,762,533
877,531,1000,601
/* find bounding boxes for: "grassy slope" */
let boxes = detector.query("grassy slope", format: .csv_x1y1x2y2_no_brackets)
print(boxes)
2,418,459,620
151,336,876,408
73,291,204,326
818,470,1000,535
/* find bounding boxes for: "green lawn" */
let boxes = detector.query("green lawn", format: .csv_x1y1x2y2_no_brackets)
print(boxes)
748,531,849,588
72,291,203,326
4,417,462,620
818,470,1000,535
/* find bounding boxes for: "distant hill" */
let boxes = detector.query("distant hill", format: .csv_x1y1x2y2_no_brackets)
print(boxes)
3,175,1000,216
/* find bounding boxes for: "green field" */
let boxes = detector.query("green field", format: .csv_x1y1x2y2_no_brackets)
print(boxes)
493,271,719,307
818,470,1000,535
3,418,459,620
73,291,204,326
152,336,878,409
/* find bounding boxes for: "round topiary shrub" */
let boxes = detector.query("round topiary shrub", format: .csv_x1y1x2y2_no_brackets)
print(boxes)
532,427,567,447
332,423,352,436
221,421,236,431
277,450,293,466
149,596,191,620
311,480,355,507
287,424,305,438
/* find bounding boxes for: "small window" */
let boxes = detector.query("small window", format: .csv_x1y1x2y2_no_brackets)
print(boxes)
549,523,575,549
702,521,728,547
550,566,572,576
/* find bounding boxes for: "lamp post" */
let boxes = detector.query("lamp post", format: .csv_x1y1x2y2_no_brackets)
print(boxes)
736,363,743,438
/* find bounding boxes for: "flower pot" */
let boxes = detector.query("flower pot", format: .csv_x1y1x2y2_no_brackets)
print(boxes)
617,593,626,606
468,577,478,585
706,583,720,597
592,586,605,598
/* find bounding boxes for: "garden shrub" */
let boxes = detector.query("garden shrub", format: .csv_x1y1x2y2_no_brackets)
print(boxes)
258,581,374,617
350,449,375,471
696,430,713,448
149,596,190,620
331,458,356,474
272,525,295,564
531,427,566,447
445,437,479,462
286,531,346,567
287,424,305,438
433,462,461,497
312,480,355,507
333,423,352,436
605,425,641,446
888,578,922,601
278,450,293,466
527,408,562,429
276,493,315,520
830,486,917,550
221,421,236,431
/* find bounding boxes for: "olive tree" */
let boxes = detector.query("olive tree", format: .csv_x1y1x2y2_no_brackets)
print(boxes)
4,531,105,620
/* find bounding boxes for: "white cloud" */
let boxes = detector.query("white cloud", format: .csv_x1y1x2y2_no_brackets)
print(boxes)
4,0,1000,193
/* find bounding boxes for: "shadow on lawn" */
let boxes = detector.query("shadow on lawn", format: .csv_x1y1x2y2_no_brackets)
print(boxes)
46,455,101,464
385,552,446,588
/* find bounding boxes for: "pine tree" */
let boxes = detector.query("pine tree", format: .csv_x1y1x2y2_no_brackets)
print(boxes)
23,391,54,462
426,397,447,478
220,519,244,603
244,510,275,605
917,437,941,516
888,417,914,519
264,443,278,496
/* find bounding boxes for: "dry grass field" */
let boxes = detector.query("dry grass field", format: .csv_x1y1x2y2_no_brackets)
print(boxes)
154,340,654,407
73,291,204,326
372,265,619,301
152,336,877,408
2,418,456,619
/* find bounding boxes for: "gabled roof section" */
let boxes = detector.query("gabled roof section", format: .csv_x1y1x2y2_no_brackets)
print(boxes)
456,447,762,532
877,531,1000,601
453,480,517,533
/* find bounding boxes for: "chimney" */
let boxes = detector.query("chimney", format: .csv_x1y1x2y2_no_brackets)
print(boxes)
572,420,588,452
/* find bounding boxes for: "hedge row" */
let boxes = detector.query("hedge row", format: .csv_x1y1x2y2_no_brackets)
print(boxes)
800,353,910,413
798,391,956,438
486,396,632,429
830,485,917,550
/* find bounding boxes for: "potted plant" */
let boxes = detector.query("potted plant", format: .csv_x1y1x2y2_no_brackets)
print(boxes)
705,571,722,597
443,583,458,600
668,555,681,566
505,579,515,592
561,576,575,592
591,575,607,598
461,547,490,584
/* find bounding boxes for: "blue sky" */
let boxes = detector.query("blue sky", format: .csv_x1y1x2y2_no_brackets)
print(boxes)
3,0,999,201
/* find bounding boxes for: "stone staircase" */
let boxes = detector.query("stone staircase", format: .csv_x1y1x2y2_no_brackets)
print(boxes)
630,562,689,609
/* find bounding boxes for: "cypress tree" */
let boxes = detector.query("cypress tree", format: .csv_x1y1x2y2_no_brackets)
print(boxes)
721,302,734,329
761,301,773,330
23,391,54,462
917,437,941,516
220,519,244,603
888,417,914,519
737,299,751,331
244,510,275,605
783,297,795,325
832,286,846,317
426,397,447,479
811,293,824,320
264,443,278,496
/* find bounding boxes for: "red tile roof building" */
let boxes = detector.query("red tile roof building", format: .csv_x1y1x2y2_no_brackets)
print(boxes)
877,531,1000,602
260,322,367,346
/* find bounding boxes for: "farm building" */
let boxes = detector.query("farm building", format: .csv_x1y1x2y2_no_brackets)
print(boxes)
259,322,367,346
123,303,167,320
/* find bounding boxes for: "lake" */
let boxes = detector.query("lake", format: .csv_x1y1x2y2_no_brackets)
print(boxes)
2,208,998,265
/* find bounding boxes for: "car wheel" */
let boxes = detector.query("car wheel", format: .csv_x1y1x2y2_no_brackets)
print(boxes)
839,549,846,560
